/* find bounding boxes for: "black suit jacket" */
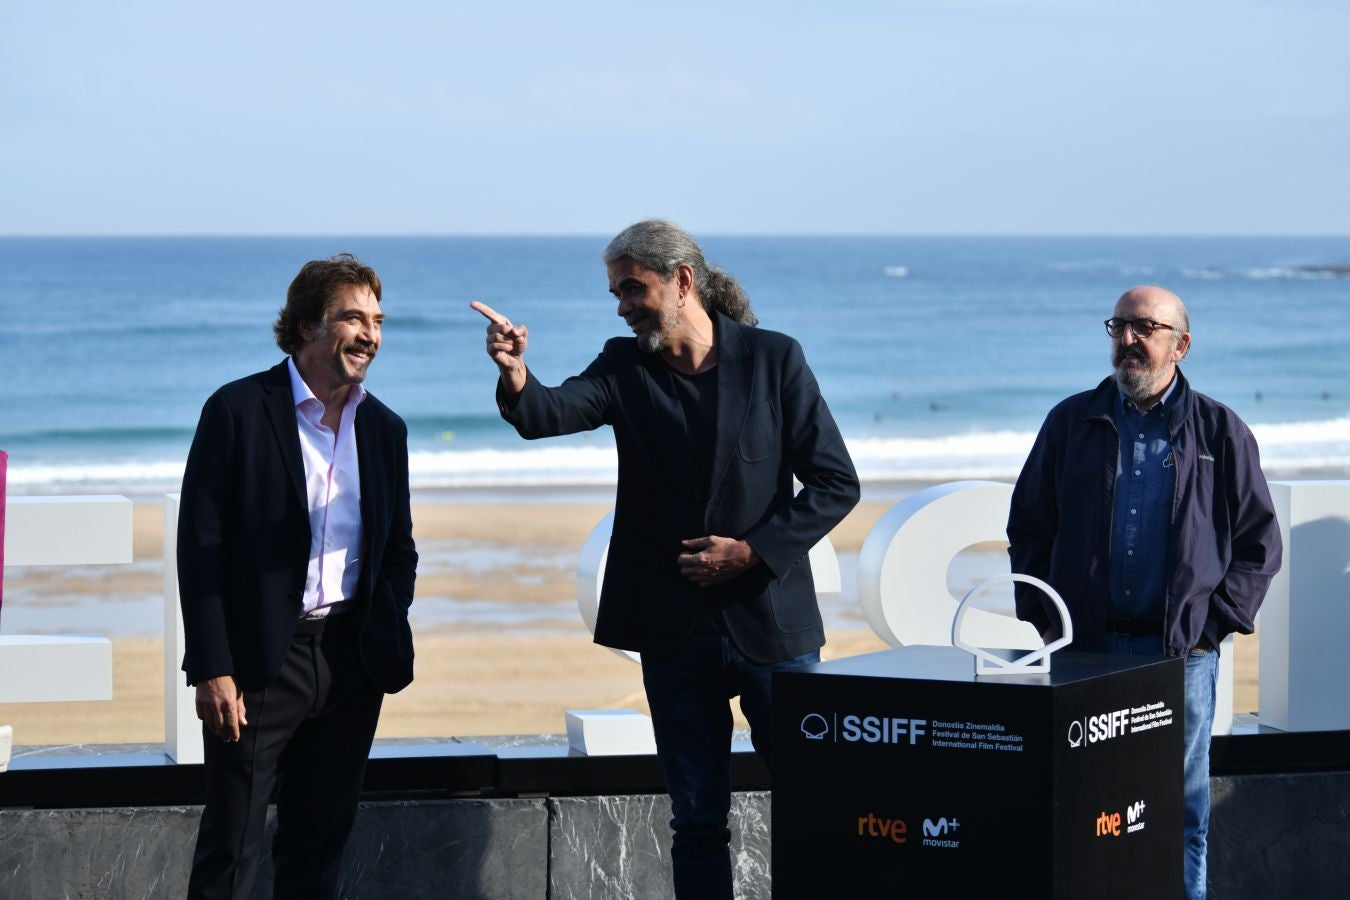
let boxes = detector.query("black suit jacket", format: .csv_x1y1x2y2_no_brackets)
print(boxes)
501,313,859,663
178,360,417,693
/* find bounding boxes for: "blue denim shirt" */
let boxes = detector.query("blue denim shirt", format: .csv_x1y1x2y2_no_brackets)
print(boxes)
1109,378,1178,620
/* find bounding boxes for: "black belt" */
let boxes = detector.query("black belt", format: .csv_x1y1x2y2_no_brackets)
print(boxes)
1108,617,1162,636
295,608,355,636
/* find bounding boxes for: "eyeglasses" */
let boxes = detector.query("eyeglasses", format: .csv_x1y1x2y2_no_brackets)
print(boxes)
1104,317,1177,339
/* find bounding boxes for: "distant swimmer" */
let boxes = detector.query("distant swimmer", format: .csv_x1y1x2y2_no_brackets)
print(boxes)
472,219,859,900
1007,285,1281,900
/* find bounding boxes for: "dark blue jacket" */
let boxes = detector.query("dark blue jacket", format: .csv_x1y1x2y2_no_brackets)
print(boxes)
499,312,859,663
1007,370,1282,657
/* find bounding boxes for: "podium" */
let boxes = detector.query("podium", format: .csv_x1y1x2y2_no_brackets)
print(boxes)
772,646,1184,898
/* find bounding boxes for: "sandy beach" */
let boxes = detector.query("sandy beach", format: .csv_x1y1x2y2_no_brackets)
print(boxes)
0,494,1260,747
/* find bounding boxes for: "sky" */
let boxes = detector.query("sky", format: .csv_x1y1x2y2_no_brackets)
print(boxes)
2,0,1347,236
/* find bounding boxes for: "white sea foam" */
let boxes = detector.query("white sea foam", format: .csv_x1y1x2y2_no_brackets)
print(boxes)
1182,266,1348,281
407,420,1350,484
4,459,189,491
6,417,1348,493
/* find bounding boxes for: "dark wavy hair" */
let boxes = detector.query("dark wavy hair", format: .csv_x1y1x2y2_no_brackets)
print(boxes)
273,253,382,354
603,219,757,326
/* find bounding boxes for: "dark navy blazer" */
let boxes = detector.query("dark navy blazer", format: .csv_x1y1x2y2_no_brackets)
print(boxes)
177,360,418,692
501,313,859,663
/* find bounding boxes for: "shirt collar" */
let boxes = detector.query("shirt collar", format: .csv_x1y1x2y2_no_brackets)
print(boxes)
287,356,367,410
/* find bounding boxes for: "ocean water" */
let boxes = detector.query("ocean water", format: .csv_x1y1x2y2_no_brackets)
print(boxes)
2,236,1348,492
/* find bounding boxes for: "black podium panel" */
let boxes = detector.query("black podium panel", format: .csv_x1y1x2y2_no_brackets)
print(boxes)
772,647,1184,899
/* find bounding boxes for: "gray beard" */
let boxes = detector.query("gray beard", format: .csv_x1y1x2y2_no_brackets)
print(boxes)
636,330,666,354
1114,363,1156,404
634,308,681,354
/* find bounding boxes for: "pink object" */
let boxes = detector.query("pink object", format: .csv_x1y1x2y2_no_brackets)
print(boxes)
0,448,7,619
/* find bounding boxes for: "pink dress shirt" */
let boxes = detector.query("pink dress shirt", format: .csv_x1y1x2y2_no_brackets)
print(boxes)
287,358,365,618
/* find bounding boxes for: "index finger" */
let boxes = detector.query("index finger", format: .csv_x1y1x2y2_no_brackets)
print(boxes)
469,300,512,327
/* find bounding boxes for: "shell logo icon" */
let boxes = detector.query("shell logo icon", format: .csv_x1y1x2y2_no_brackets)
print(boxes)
800,713,829,740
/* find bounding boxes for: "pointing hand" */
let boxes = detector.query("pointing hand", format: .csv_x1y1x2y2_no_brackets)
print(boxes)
470,301,528,368
471,300,528,397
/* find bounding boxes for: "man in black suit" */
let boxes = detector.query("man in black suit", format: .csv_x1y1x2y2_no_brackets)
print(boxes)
178,254,417,899
473,220,859,900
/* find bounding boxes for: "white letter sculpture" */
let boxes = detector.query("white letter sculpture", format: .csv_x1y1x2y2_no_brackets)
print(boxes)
858,481,1040,651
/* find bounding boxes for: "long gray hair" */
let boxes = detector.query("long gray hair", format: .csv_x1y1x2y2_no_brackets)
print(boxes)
603,219,757,326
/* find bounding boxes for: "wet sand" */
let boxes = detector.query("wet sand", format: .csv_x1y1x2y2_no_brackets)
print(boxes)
0,496,1260,746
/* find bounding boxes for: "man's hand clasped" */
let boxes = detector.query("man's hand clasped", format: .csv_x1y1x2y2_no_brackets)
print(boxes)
678,535,760,588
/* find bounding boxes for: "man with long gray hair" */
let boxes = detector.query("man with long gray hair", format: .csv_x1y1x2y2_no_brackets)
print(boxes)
472,219,859,899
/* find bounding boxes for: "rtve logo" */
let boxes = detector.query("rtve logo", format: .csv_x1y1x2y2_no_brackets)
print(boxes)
1095,810,1122,837
856,812,908,844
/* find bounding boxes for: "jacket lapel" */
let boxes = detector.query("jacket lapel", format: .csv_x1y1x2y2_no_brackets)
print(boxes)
708,313,754,502
355,401,381,531
354,400,387,601
261,360,309,513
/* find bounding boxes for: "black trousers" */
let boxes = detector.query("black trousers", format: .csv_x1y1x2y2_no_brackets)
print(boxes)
187,614,384,900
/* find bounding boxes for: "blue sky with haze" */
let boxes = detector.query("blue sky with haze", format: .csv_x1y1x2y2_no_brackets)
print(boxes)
3,1,1347,235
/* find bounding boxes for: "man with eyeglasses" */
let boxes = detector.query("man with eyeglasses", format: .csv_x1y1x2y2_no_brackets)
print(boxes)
1007,285,1281,900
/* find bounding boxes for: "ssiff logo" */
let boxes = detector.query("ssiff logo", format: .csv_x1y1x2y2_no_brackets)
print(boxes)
1068,708,1130,748
800,712,928,745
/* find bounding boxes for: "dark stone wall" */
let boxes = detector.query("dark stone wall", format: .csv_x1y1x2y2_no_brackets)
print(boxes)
2,775,1348,898
548,792,770,899
1209,773,1350,900
0,799,548,900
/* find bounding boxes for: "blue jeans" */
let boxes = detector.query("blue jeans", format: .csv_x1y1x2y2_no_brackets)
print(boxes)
1103,634,1216,900
641,634,819,900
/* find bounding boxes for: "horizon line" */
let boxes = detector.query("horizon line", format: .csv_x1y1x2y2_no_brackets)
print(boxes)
2,232,1349,240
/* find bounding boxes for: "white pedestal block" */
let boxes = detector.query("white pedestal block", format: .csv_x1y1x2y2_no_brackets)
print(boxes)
565,709,658,756
1261,481,1350,732
162,494,202,763
3,495,132,566
0,634,112,702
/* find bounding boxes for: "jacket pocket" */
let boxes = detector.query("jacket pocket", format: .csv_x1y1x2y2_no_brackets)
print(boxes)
767,563,822,634
737,402,782,462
